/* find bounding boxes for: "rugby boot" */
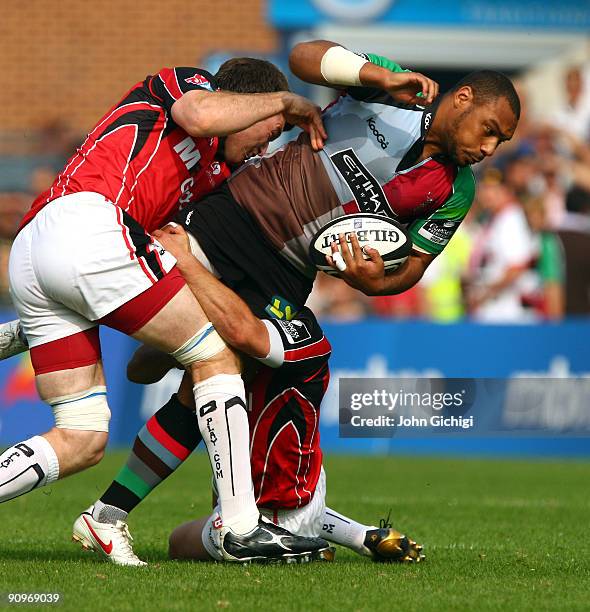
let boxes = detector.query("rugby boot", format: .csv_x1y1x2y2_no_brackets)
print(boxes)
220,516,335,564
364,511,425,563
72,506,147,566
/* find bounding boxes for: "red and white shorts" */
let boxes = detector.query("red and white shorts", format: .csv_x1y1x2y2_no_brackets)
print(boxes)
9,192,184,374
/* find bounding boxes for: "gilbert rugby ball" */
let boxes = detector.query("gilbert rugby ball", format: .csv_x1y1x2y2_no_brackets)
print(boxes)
309,213,411,276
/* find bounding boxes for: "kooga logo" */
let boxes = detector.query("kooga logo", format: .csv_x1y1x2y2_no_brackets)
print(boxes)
366,117,389,149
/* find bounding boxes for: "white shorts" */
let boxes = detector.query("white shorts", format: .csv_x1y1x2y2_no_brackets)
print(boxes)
202,467,327,561
9,192,177,349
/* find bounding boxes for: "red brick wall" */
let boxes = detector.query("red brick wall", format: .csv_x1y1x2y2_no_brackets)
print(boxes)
1,0,279,132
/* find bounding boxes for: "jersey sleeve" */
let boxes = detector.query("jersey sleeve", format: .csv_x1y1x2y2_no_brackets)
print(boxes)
256,308,331,372
362,53,408,74
346,53,414,105
148,67,217,113
408,166,476,255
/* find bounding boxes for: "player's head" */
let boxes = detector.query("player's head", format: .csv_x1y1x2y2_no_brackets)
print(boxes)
442,70,520,167
215,58,290,165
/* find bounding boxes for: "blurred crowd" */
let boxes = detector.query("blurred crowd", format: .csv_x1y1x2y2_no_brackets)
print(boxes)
310,65,590,322
1,66,589,322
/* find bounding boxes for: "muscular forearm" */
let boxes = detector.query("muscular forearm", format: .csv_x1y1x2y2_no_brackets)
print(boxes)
172,90,289,138
290,40,392,90
377,253,430,296
175,253,268,357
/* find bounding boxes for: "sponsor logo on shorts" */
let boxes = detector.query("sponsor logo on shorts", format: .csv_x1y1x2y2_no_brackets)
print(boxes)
265,295,296,321
417,219,460,245
276,319,311,345
323,523,335,534
330,148,392,216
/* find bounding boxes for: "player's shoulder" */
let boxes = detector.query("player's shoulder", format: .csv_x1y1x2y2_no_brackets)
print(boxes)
454,166,476,199
442,165,476,213
152,67,218,94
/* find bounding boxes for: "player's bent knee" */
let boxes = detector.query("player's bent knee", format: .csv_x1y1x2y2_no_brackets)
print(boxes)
168,530,182,559
48,386,111,433
50,428,108,472
170,323,227,367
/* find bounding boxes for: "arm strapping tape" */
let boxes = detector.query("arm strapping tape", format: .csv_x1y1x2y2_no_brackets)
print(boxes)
320,46,368,87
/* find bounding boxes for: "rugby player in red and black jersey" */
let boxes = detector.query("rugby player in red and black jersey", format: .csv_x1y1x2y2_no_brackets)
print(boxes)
73,224,423,565
1,58,331,563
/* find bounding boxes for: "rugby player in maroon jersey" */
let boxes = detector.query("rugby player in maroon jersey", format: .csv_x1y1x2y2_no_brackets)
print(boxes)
74,223,424,565
1,58,333,564
157,41,518,566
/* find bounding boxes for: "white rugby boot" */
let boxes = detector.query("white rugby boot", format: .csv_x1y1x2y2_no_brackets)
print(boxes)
0,319,28,360
72,506,147,566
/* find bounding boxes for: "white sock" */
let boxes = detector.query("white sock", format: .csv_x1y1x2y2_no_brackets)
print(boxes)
322,507,375,556
194,373,258,535
0,435,59,503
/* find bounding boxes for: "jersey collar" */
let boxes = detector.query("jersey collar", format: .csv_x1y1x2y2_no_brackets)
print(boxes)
396,99,442,172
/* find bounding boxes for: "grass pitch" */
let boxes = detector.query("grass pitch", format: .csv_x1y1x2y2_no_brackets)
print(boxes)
0,452,588,611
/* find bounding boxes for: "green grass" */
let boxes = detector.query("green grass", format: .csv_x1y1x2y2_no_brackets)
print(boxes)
1,452,589,611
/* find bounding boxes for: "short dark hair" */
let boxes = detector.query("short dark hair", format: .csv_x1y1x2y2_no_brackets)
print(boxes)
453,70,520,120
215,58,289,94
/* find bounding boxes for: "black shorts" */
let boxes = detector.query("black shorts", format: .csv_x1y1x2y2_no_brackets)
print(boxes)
175,185,314,319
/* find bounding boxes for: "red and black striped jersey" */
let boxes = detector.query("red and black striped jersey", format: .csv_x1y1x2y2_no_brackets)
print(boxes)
20,67,230,233
246,308,331,510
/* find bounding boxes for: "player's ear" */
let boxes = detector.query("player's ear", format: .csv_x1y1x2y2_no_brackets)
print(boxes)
454,85,474,109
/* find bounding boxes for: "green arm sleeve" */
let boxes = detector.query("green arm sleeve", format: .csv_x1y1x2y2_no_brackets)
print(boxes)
346,53,410,102
408,167,476,255
363,53,408,74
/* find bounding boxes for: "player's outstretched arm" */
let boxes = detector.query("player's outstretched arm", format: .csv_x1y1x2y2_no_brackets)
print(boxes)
153,225,271,359
289,40,438,106
171,89,326,150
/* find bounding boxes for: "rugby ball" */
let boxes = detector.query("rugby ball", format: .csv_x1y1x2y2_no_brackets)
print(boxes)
309,213,411,276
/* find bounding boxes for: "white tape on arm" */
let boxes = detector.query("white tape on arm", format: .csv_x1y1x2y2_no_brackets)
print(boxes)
257,320,285,368
320,46,368,87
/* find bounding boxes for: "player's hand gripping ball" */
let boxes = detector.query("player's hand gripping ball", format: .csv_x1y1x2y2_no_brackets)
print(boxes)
309,213,411,276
